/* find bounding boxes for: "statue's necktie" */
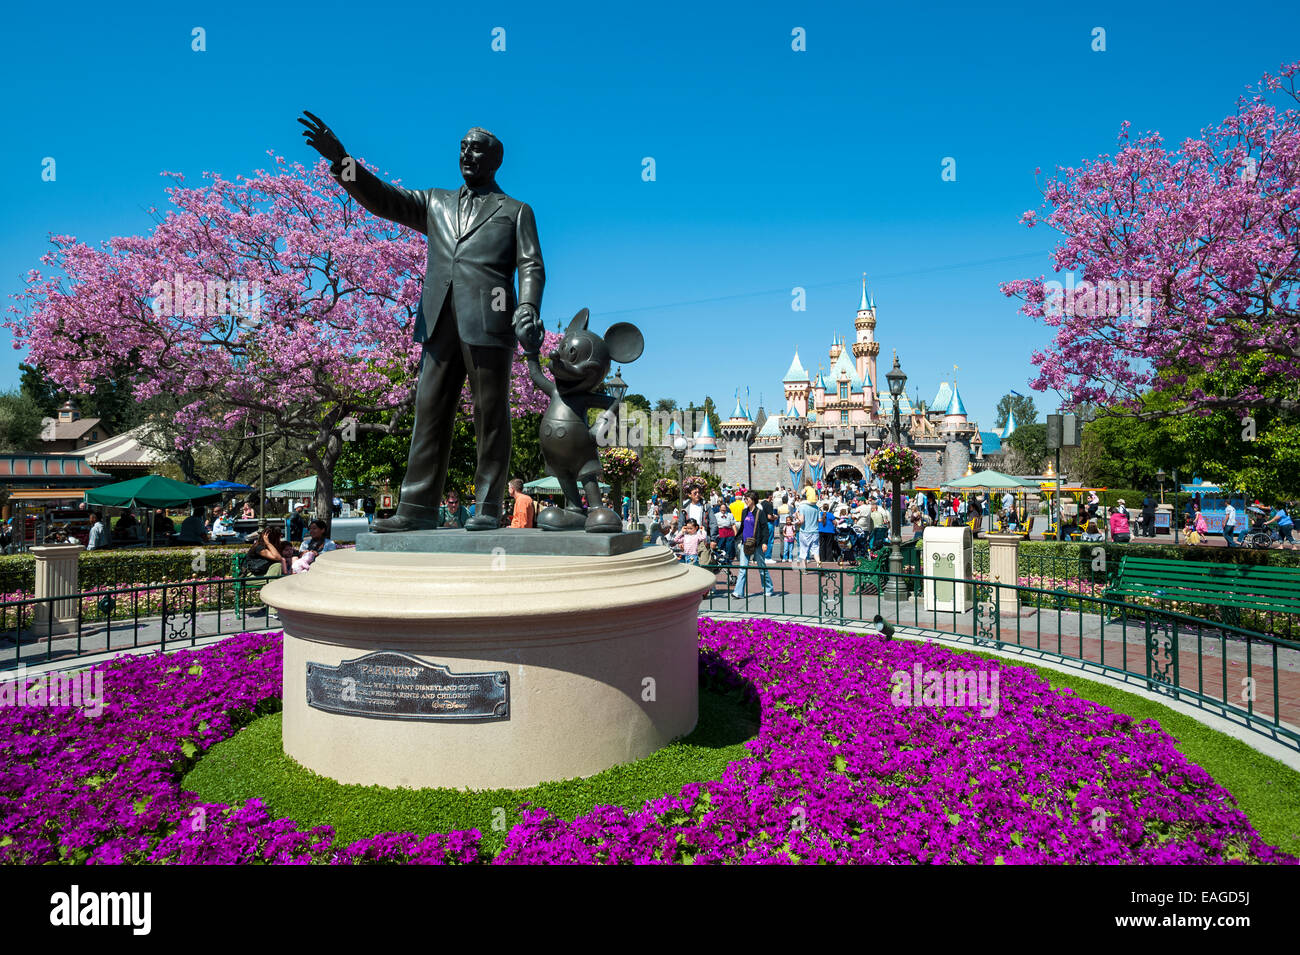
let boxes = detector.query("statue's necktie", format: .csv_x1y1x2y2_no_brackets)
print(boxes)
459,189,476,235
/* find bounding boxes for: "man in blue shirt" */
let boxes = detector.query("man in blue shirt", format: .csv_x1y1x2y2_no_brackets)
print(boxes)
796,496,821,568
1265,505,1294,548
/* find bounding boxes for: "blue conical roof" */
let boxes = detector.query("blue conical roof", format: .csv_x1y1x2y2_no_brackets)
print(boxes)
931,381,952,412
945,382,968,417
783,349,809,382
693,416,717,450
1001,408,1018,438
730,396,750,420
666,420,682,435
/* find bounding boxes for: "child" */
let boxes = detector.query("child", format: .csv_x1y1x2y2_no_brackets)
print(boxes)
782,515,797,561
292,548,318,574
671,519,708,564
1183,516,1201,546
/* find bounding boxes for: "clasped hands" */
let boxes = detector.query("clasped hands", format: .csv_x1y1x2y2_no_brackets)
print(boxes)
514,304,543,355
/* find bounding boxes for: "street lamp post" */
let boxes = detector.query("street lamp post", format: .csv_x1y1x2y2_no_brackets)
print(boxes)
671,436,689,516
603,367,629,524
883,355,908,599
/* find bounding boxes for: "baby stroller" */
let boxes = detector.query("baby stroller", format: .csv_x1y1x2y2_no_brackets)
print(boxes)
697,539,735,593
834,517,872,563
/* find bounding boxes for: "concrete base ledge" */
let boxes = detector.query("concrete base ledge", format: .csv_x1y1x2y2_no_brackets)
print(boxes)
262,546,714,790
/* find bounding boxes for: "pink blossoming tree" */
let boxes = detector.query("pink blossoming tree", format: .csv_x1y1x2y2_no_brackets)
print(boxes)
1002,62,1300,418
6,155,552,518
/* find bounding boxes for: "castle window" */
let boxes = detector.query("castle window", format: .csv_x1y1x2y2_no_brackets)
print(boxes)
840,410,849,425
838,382,848,400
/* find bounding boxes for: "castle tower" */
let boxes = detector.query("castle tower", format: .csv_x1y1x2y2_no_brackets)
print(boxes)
779,403,808,488
782,348,810,418
940,381,971,482
719,394,754,486
851,274,881,393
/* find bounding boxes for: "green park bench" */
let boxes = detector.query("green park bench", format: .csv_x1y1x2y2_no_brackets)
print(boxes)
1104,555,1300,634
230,553,283,615
852,538,920,595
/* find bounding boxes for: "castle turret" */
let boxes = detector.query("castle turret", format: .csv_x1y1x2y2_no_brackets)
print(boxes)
719,395,754,486
851,274,881,392
782,348,810,418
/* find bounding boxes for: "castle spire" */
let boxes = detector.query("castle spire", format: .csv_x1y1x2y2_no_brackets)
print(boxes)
860,273,869,311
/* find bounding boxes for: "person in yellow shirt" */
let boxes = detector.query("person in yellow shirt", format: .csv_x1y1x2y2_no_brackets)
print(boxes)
728,493,745,527
803,482,818,503
508,478,536,528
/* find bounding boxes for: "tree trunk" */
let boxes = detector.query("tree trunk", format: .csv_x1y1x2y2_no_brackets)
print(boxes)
309,431,343,534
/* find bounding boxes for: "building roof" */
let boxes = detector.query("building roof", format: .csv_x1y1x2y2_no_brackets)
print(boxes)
757,415,781,438
49,416,102,442
979,431,1003,454
729,396,750,420
782,349,809,382
0,454,114,487
666,419,682,436
77,424,169,469
931,381,952,412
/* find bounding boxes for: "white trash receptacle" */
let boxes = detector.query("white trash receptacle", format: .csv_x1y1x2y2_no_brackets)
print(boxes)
922,525,973,612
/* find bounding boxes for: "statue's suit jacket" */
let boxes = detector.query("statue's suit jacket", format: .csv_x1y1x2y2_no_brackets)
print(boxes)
330,160,545,349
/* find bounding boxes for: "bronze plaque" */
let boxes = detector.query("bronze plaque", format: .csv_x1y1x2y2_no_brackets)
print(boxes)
306,650,509,721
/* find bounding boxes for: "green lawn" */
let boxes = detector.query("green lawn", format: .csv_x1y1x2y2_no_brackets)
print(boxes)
183,679,759,853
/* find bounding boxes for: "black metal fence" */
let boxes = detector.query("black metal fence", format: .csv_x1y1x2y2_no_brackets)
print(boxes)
0,576,276,670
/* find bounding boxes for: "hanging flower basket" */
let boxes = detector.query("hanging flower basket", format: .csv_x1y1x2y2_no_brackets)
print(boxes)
599,447,642,486
653,477,679,501
682,475,710,498
869,444,922,484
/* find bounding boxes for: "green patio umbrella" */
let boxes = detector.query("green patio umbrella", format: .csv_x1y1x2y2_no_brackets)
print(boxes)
939,470,1039,492
85,475,222,547
85,474,222,508
523,476,610,494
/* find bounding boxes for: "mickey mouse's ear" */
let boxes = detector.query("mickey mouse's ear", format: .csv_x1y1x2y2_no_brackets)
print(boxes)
604,323,644,364
566,308,590,333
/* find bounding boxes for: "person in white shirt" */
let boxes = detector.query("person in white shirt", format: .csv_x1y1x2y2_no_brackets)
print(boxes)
87,512,107,550
1222,502,1237,548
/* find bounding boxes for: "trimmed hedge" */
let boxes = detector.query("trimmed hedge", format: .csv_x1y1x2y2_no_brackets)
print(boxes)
0,545,249,597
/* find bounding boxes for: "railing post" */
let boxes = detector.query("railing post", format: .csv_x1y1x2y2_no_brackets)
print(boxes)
31,543,84,635
984,532,1021,618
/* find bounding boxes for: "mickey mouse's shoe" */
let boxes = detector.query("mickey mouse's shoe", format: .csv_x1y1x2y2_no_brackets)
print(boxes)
537,506,587,531
585,506,622,534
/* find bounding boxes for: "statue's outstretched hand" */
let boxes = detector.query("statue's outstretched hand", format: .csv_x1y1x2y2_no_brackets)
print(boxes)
298,110,347,164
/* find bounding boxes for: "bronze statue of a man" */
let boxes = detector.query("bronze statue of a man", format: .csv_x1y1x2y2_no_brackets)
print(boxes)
299,111,545,531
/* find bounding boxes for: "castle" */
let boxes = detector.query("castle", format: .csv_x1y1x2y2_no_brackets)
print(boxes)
677,278,1004,491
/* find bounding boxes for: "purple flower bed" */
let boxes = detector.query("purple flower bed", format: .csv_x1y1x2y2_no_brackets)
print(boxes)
0,620,1291,864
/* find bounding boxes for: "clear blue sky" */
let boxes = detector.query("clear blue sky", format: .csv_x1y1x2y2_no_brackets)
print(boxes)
2,0,1296,429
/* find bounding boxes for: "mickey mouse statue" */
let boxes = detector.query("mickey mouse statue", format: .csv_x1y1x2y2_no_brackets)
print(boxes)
520,308,644,532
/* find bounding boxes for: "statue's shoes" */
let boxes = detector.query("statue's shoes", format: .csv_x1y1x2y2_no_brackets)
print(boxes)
370,514,441,534
537,506,587,531
585,507,622,534
465,514,500,531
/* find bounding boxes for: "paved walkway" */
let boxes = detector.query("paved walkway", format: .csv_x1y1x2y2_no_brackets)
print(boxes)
0,606,278,670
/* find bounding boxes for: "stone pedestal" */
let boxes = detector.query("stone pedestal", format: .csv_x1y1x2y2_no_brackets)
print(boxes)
31,544,83,633
262,543,714,790
983,533,1021,617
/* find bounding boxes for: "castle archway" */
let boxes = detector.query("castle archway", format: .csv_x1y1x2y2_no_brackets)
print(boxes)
825,460,864,485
